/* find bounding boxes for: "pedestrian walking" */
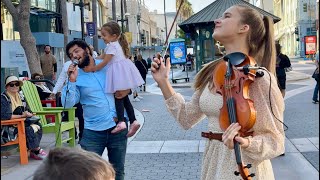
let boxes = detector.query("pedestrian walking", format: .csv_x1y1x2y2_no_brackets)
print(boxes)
40,45,57,90
88,21,144,137
135,54,148,92
275,43,291,97
151,5,285,180
312,50,319,104
62,39,129,180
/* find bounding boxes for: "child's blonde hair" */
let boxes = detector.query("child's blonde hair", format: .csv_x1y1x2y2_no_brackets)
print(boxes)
102,21,130,58
33,147,115,180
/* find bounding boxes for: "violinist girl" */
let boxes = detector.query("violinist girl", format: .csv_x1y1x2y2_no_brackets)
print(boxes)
151,5,285,180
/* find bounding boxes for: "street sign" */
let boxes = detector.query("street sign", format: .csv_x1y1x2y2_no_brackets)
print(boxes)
169,39,186,65
86,22,96,36
304,35,317,55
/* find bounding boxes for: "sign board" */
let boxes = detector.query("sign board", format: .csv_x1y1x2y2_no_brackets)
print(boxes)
169,40,186,64
1,40,30,76
304,35,317,55
66,2,81,31
86,22,96,36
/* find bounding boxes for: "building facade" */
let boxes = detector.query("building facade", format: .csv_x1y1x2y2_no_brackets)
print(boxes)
273,0,317,57
106,0,164,58
1,0,109,77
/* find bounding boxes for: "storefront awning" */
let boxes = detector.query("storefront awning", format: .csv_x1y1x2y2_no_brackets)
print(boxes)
179,0,281,33
30,6,61,18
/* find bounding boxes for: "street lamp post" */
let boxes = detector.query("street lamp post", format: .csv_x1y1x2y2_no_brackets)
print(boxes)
74,0,90,40
117,0,128,33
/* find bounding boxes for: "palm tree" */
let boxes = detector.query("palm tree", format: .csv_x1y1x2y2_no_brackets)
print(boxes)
176,0,193,20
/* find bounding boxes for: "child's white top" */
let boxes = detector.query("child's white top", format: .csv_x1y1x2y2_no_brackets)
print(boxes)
103,41,145,93
104,41,126,65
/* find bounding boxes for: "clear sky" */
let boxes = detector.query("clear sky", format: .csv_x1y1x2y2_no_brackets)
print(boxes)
144,0,215,14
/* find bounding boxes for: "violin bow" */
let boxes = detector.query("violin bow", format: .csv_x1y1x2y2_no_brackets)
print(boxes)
158,0,185,58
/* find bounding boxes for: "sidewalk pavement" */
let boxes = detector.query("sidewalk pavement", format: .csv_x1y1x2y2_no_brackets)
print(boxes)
1,69,318,180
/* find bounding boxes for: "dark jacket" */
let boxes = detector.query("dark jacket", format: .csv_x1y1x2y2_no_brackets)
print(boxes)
1,91,28,120
276,53,291,77
35,86,51,100
135,59,148,76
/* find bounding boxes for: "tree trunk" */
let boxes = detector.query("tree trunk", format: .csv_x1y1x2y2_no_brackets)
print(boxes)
1,0,42,75
60,0,69,61
92,0,98,52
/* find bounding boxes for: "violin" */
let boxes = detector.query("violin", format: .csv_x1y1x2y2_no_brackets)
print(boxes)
212,52,258,180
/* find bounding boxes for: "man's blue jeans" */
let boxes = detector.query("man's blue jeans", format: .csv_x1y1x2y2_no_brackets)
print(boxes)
313,81,319,101
80,127,128,180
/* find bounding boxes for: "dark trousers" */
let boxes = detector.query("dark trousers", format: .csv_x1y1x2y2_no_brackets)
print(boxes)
75,102,84,139
80,128,127,180
313,81,319,101
115,95,136,124
59,98,84,139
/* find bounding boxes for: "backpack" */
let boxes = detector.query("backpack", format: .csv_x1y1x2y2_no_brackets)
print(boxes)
1,125,18,145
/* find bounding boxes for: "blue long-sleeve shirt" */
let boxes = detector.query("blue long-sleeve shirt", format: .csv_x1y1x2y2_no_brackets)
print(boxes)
61,59,119,131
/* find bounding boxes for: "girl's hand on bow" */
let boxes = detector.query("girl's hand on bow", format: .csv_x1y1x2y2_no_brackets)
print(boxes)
222,123,249,149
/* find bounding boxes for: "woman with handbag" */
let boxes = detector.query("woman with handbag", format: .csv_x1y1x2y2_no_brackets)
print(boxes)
312,51,319,104
135,54,149,93
275,43,291,97
1,76,47,160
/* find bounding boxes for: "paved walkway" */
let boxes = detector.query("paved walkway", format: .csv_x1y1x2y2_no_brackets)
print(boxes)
1,63,319,179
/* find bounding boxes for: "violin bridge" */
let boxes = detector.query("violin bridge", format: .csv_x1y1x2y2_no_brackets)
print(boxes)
224,84,234,89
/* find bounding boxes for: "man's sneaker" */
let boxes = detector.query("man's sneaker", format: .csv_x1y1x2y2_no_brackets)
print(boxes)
30,149,47,160
132,98,140,102
137,95,143,99
312,100,319,104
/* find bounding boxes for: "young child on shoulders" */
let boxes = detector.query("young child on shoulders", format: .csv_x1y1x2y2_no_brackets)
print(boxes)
90,21,144,137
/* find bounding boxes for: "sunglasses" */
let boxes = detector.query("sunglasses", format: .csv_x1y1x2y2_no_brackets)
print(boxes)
8,82,20,87
35,77,44,80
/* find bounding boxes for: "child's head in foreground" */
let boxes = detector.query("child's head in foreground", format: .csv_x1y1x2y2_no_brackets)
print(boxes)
33,147,115,180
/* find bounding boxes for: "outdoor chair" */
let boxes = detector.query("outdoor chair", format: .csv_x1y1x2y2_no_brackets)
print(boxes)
21,81,76,147
41,99,56,122
1,118,28,165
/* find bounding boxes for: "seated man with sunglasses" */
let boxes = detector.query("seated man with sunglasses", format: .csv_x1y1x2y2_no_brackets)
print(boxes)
31,73,52,100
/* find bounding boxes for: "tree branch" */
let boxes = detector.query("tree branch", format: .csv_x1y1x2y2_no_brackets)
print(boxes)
1,0,18,19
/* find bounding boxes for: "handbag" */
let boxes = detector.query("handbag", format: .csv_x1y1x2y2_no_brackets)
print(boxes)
285,66,293,72
1,126,18,145
139,61,148,74
312,68,319,81
25,116,41,126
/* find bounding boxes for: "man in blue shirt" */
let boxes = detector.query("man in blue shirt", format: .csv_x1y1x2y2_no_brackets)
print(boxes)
61,40,129,180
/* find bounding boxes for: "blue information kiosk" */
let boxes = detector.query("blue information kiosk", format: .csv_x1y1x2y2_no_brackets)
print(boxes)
169,38,189,83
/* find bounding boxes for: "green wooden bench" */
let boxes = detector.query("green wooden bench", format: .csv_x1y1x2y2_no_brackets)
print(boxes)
21,81,76,147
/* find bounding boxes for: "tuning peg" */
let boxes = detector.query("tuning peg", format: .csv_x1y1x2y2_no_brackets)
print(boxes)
234,171,240,176
248,173,255,177
245,164,252,169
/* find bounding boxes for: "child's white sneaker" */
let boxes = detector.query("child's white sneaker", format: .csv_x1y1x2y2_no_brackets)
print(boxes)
137,96,143,99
